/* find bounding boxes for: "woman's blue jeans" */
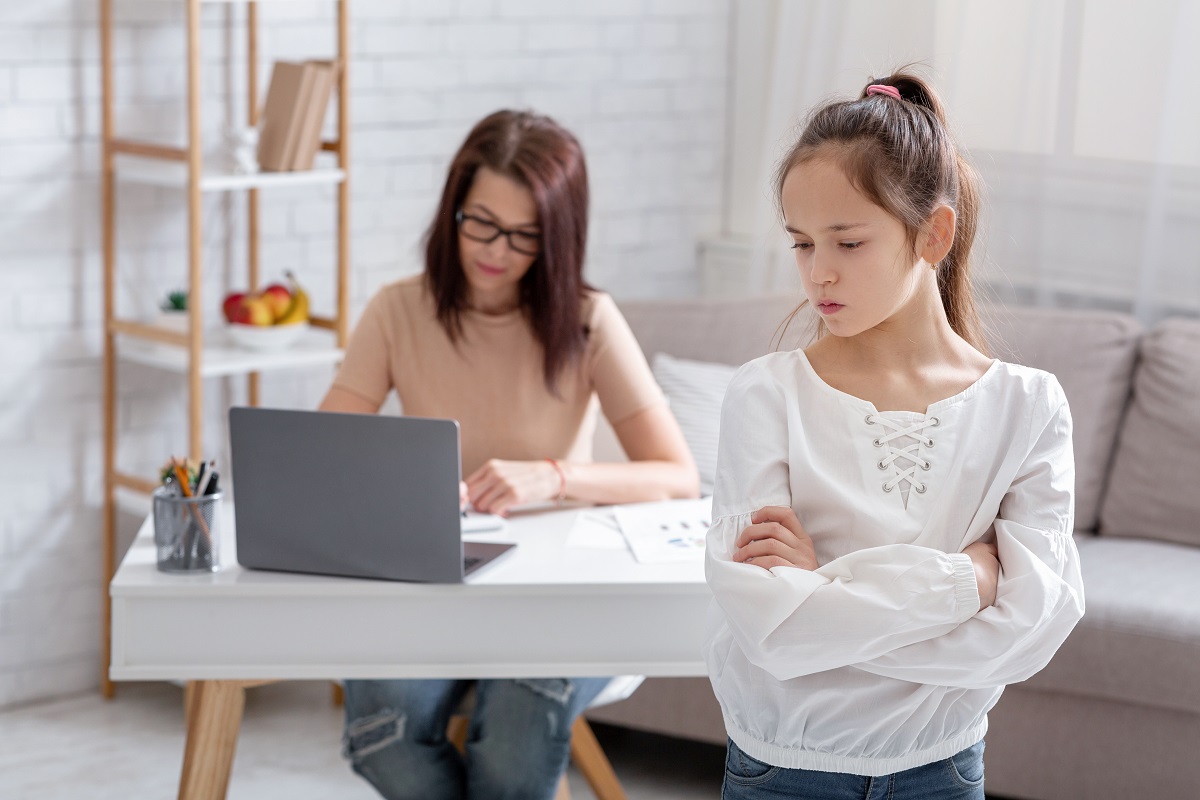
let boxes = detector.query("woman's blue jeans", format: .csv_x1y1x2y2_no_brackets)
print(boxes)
722,738,986,800
342,677,611,800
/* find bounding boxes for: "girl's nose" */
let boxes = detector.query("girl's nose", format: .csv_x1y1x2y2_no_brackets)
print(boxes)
809,255,836,284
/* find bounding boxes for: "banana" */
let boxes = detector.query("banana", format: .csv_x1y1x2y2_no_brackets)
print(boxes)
276,271,310,325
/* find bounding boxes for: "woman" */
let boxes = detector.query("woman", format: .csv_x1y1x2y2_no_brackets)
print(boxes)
322,110,699,800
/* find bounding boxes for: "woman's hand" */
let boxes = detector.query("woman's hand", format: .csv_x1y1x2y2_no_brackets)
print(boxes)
733,506,818,571
964,540,1001,611
465,459,560,516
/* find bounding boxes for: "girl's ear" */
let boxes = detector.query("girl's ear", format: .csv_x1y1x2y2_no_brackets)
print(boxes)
921,204,956,266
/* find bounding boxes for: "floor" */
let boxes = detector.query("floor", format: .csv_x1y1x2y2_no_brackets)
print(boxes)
0,680,724,799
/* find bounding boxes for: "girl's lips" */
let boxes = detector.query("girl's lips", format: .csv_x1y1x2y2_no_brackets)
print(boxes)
476,262,505,277
816,302,844,315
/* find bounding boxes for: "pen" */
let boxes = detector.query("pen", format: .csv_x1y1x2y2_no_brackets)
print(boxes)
201,463,219,495
193,461,207,497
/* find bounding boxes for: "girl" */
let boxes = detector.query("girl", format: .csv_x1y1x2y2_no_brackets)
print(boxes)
705,73,1085,799
323,110,698,800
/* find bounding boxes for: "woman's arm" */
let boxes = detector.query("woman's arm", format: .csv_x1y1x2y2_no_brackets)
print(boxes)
562,402,700,503
318,386,382,415
317,290,394,415
466,403,699,515
469,294,700,514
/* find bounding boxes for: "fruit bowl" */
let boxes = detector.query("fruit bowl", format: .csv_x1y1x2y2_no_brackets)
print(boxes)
226,321,309,351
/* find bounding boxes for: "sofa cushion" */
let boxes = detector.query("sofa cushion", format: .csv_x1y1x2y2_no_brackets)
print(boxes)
981,306,1141,532
1022,534,1200,715
652,353,739,495
1099,318,1200,547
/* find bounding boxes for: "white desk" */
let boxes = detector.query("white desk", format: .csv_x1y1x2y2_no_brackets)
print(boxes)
109,503,712,799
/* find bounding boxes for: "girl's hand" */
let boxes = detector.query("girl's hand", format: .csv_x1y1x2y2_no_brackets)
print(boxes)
733,506,818,571
466,459,559,516
459,481,469,511
964,540,1001,611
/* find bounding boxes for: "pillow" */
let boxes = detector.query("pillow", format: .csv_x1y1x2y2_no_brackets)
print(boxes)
652,353,739,495
1099,318,1200,547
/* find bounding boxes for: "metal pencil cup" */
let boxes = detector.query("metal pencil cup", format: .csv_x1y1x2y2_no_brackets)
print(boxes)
152,487,222,573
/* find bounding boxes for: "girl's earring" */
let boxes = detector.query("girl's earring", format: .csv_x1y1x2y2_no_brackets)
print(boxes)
930,262,938,271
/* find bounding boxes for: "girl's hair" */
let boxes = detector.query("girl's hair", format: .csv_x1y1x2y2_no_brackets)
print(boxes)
425,109,593,390
773,69,989,355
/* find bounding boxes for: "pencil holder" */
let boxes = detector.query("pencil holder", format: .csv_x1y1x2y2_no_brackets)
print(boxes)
152,487,222,573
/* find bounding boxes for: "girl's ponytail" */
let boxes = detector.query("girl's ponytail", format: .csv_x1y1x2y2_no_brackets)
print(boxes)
938,153,986,354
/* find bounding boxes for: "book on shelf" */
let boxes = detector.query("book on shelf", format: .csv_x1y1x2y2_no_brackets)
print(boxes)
290,60,336,170
257,60,337,173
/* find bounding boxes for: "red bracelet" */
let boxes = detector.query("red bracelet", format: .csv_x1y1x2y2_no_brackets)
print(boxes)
545,458,567,503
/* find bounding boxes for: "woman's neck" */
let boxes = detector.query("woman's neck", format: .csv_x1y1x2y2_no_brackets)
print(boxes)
466,286,521,316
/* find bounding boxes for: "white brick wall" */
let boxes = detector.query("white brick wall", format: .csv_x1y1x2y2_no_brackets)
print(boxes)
0,0,729,709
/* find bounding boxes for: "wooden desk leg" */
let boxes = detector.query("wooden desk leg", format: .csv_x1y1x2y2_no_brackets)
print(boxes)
178,680,247,800
569,718,626,800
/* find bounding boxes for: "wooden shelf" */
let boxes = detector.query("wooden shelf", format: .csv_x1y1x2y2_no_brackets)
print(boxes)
100,0,350,699
115,157,345,192
118,327,344,377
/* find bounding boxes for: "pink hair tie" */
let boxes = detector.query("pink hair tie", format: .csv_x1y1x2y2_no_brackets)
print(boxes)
866,84,901,100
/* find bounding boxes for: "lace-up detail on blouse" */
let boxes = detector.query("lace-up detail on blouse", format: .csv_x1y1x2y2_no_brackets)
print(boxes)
865,413,939,504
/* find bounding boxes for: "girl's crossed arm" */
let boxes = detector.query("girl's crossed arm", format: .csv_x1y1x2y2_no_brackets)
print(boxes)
733,504,1002,612
707,363,985,681
847,382,1084,689
708,364,1084,687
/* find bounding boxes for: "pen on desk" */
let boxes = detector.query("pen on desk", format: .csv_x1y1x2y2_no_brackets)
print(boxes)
193,461,207,497
201,464,219,496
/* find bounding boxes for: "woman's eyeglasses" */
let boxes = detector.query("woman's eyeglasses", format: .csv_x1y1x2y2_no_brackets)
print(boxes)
456,210,541,256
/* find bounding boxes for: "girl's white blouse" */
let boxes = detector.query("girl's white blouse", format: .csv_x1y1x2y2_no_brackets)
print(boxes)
705,350,1085,776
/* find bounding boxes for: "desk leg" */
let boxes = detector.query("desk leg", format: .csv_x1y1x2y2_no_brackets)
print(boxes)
177,680,246,800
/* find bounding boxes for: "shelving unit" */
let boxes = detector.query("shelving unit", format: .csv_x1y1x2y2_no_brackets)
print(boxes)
99,0,351,697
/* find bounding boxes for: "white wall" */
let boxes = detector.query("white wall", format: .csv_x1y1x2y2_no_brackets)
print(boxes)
0,0,729,709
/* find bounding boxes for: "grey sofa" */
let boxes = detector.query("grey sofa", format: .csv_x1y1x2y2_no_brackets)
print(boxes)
585,294,1200,800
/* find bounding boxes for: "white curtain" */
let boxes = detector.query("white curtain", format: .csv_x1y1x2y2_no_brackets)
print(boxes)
722,0,1200,324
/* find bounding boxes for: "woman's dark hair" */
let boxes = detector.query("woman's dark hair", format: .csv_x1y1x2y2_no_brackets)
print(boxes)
773,68,989,354
424,109,593,391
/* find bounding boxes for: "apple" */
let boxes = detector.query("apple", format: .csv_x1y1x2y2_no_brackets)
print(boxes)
243,297,274,326
230,296,274,326
222,292,246,323
260,283,292,321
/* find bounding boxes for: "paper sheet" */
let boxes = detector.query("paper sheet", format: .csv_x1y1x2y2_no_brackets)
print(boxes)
613,497,713,563
564,509,629,550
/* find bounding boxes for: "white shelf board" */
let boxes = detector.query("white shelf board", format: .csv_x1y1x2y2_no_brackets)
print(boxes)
119,327,344,377
115,158,345,192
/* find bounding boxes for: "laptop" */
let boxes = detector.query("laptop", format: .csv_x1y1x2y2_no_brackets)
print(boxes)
229,407,515,583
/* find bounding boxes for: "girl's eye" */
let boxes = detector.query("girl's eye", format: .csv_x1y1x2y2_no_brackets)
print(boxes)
840,241,863,250
790,242,813,251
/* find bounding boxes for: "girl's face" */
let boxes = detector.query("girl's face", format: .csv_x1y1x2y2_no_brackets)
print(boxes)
781,158,935,338
457,166,541,310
